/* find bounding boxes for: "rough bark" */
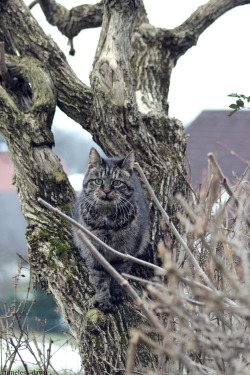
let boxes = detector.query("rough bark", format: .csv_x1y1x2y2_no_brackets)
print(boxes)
37,0,103,54
38,0,103,36
0,0,93,125
1,0,249,374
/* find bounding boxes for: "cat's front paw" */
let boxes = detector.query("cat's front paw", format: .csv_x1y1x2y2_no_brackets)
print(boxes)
93,297,114,313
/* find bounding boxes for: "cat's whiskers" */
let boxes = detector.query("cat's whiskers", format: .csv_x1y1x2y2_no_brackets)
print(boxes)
81,195,97,222
118,196,135,216
117,199,131,225
113,199,119,224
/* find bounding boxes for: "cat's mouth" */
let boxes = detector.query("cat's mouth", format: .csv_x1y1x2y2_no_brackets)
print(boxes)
100,195,114,202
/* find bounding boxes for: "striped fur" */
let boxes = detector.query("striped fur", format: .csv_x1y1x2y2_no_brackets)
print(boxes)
73,148,150,313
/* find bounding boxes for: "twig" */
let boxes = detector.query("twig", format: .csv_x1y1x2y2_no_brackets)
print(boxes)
127,329,202,375
134,163,215,289
122,273,205,306
0,313,15,320
29,0,39,9
38,198,163,273
217,141,250,167
208,153,250,228
77,230,165,332
9,338,29,375
16,253,29,264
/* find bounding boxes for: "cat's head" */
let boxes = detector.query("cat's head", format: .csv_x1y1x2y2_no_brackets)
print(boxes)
83,148,135,207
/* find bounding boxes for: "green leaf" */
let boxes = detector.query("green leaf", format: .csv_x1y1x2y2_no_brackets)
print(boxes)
229,104,238,109
236,99,244,107
228,93,240,98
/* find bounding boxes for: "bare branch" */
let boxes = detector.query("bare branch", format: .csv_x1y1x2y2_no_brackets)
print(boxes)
28,0,38,9
208,152,250,228
37,0,103,55
173,0,250,57
9,338,29,375
127,329,204,375
122,273,206,306
134,162,215,289
0,0,93,128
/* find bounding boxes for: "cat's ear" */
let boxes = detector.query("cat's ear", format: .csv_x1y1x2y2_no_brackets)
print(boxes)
121,151,134,174
88,148,103,169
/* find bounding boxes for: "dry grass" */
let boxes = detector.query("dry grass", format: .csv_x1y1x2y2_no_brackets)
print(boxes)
127,156,250,375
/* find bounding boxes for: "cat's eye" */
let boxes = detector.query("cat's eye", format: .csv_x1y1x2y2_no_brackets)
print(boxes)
112,180,123,187
94,178,103,185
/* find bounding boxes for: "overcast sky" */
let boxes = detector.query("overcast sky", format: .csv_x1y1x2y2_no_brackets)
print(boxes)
28,0,250,129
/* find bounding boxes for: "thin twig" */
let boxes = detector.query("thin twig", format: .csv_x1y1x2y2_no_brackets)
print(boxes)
9,338,29,375
38,197,163,273
28,0,39,9
134,163,215,289
208,152,250,228
127,329,203,375
16,253,29,264
122,273,205,306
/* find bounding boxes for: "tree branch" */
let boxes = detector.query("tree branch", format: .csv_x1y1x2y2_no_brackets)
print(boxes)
89,0,142,156
173,0,250,56
37,0,103,55
131,0,250,110
9,338,29,375
0,0,93,128
208,152,250,228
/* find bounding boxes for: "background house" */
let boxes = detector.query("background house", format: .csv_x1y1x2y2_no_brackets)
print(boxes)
185,110,250,187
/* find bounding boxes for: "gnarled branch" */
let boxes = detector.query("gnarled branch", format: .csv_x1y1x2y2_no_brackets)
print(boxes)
37,0,103,55
0,0,93,128
173,0,250,57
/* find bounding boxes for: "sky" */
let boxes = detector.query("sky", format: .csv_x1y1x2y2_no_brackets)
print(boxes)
27,0,250,129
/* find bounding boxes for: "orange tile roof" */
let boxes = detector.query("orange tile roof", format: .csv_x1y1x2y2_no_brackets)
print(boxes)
0,152,16,193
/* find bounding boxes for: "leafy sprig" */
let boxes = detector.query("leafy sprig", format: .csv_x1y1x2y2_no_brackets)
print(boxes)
228,93,250,116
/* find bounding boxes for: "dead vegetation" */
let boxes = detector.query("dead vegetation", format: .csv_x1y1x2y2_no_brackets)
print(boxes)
126,153,250,375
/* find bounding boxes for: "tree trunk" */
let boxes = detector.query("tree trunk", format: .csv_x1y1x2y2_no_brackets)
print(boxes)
1,0,249,373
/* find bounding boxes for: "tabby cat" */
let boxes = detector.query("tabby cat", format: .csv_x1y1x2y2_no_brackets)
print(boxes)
73,147,150,313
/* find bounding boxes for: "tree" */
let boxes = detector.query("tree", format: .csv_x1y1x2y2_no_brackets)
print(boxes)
0,0,250,373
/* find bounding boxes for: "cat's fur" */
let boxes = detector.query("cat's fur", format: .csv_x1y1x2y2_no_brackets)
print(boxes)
73,147,150,313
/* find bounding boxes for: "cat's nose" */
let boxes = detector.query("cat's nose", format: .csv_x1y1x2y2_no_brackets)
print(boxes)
103,185,111,195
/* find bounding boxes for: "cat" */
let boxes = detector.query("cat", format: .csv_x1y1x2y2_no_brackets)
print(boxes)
73,147,150,313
